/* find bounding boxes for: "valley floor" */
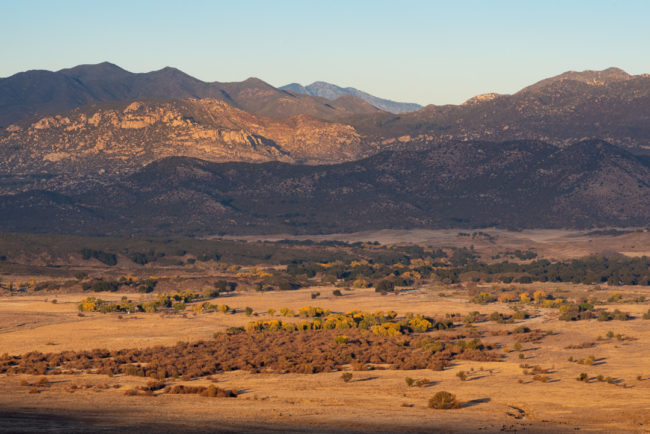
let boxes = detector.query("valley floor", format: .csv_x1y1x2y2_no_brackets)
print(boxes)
1,285,649,433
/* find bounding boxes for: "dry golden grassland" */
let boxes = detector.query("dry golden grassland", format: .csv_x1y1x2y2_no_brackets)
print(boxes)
0,231,649,433
1,284,649,433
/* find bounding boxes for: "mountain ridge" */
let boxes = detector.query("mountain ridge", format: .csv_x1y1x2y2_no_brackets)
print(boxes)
279,81,422,114
4,64,650,155
0,63,382,127
346,67,650,153
0,98,374,194
0,139,647,236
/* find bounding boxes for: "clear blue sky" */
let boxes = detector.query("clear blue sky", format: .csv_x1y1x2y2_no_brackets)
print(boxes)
2,0,649,105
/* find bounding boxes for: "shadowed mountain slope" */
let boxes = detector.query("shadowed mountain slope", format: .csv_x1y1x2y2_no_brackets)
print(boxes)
0,140,647,236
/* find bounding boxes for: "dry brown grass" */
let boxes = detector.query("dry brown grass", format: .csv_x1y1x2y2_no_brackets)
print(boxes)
0,249,649,433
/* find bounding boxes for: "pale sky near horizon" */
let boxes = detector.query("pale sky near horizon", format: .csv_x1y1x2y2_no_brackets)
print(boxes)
2,0,649,105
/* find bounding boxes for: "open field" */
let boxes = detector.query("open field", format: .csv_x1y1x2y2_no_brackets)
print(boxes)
1,285,649,432
0,231,649,433
223,227,650,260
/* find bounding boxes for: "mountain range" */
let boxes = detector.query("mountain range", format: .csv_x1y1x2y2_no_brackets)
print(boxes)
279,81,422,114
1,62,649,234
347,67,650,153
0,139,647,235
0,62,382,128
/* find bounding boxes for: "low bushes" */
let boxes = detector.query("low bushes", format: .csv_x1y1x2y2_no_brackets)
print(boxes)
1,329,499,378
428,391,460,409
405,377,430,387
164,384,237,397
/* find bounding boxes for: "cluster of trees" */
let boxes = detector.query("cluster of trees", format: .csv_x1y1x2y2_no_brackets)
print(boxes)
468,288,632,322
81,247,222,266
127,250,167,265
558,303,630,322
283,250,649,290
493,249,538,260
80,248,117,266
245,309,454,336
81,277,157,293
464,256,650,285
78,292,203,313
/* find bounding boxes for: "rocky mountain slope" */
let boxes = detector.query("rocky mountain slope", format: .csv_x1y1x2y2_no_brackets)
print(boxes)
4,64,650,156
1,65,649,236
0,62,381,127
351,68,650,153
0,98,372,193
280,81,422,113
1,140,647,236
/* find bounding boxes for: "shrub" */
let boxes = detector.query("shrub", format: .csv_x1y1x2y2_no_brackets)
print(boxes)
489,311,505,322
597,311,612,321
405,377,414,387
497,293,517,303
352,279,369,288
375,280,395,293
139,380,166,392
512,310,530,320
471,292,496,304
80,249,117,266
428,391,460,409
607,293,623,303
517,276,532,284
280,307,294,317
214,280,237,292
577,372,589,382
333,336,349,344
278,281,297,291
462,311,481,324
245,307,254,317
341,372,353,383
456,371,467,381
225,327,245,335
332,289,343,297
